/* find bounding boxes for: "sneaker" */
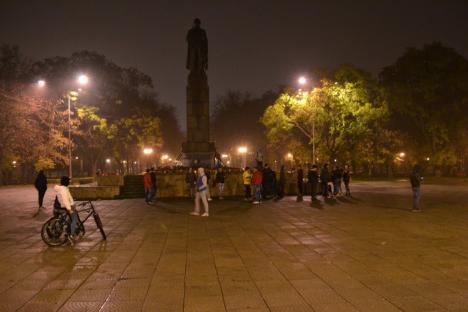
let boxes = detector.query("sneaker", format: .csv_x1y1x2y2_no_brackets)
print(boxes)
253,201,259,204
67,235,75,246
201,212,209,217
190,212,200,216
412,209,422,213
208,198,213,202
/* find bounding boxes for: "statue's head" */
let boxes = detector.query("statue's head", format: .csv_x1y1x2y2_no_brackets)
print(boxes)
194,18,201,25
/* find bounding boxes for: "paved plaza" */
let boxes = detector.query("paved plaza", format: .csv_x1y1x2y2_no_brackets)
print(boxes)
0,181,468,311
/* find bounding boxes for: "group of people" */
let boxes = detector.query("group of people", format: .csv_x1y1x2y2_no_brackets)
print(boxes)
241,163,353,205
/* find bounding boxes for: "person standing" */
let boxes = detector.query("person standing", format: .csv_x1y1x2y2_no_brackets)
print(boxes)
308,164,319,202
343,165,351,196
320,164,330,198
275,165,286,200
150,167,157,203
296,165,304,202
410,165,422,212
33,170,48,216
215,167,225,199
191,167,209,216
332,166,342,196
54,176,78,245
185,167,196,197
252,167,263,204
243,166,252,201
205,169,213,201
143,169,153,204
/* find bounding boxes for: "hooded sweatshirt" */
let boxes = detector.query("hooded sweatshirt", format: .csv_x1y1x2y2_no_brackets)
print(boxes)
54,185,74,211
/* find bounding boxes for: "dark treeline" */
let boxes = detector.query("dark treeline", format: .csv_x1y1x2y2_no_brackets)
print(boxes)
211,43,468,176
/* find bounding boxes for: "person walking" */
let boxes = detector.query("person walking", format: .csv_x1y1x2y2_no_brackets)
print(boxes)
33,170,48,217
185,167,196,197
275,165,286,200
252,167,263,204
150,167,157,203
308,164,319,202
191,167,209,216
343,165,351,196
410,165,422,212
296,165,304,202
143,169,153,204
215,167,225,199
54,176,78,245
332,165,342,196
320,164,330,198
243,166,252,201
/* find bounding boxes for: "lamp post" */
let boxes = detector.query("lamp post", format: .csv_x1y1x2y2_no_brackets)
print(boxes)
237,146,247,168
297,76,316,164
38,74,89,178
143,147,154,168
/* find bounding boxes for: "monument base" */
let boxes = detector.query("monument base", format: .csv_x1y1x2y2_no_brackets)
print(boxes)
182,141,216,168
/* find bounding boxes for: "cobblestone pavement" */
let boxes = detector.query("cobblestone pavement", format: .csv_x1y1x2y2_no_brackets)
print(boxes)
1,181,468,312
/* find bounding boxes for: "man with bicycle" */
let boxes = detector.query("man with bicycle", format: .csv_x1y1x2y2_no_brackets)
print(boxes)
54,176,78,244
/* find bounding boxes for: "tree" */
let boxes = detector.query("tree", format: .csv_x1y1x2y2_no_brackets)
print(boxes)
380,43,468,172
262,65,396,171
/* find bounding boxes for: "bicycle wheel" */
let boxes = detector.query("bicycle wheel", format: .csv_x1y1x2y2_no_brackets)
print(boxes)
93,213,106,240
41,216,69,246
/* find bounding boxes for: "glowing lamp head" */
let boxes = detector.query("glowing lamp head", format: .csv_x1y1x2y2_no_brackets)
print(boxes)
399,152,405,158
237,146,247,154
221,154,229,158
286,153,293,159
106,158,111,164
298,76,307,86
161,154,169,160
143,148,153,155
77,74,89,86
37,80,46,87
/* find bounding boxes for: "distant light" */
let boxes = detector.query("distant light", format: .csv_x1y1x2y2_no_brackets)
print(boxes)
221,154,229,158
77,74,89,85
161,154,169,160
237,146,247,154
106,158,111,163
298,76,307,85
122,160,127,164
426,157,430,161
12,160,17,165
226,160,231,165
75,156,79,160
143,148,153,155
37,80,46,87
286,153,293,159
399,152,405,158
133,161,137,164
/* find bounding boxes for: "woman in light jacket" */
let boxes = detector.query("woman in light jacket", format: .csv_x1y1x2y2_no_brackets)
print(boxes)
191,167,209,217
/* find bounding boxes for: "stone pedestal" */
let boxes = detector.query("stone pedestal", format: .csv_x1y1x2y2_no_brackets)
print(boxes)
181,71,216,167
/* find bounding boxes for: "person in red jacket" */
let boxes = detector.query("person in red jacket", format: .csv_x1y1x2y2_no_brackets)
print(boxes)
251,167,263,204
143,169,153,204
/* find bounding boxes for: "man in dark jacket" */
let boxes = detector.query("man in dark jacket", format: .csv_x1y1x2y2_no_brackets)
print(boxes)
275,165,286,201
410,165,422,212
150,167,157,202
343,165,351,196
34,170,47,216
308,164,319,202
320,164,330,198
296,165,304,202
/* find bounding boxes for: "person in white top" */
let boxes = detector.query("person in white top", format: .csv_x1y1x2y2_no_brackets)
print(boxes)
191,167,209,217
54,176,78,242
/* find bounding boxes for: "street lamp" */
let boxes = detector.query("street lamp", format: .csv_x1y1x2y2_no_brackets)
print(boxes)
297,76,316,163
298,76,307,86
286,152,294,168
143,148,154,168
399,152,405,158
77,74,89,86
37,80,46,87
237,146,247,168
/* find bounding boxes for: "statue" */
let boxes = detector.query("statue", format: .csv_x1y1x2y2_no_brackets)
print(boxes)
186,18,208,73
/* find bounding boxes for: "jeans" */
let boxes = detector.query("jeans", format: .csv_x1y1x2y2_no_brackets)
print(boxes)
333,179,341,195
218,183,224,196
38,189,46,207
144,187,152,202
321,181,329,197
253,184,262,202
70,210,79,235
412,187,421,210
195,190,209,214
150,186,157,201
244,185,251,199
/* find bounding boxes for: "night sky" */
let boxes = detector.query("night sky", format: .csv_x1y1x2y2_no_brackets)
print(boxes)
1,1,467,130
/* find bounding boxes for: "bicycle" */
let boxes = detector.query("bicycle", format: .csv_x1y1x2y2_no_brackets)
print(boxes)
41,200,106,246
